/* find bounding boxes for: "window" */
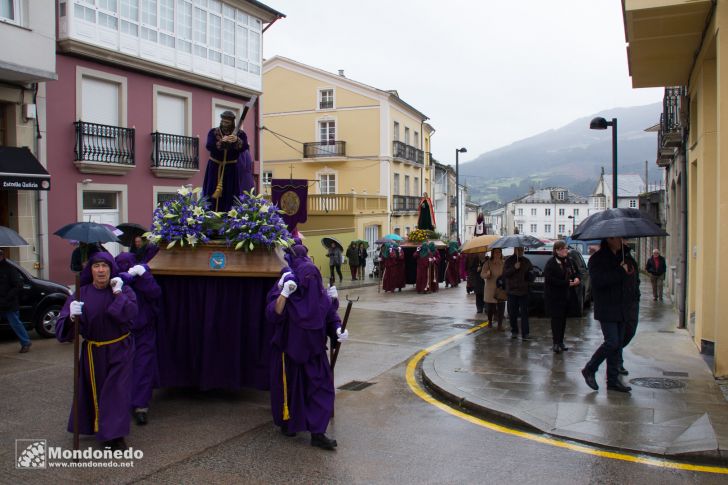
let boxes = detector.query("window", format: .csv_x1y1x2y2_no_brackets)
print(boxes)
404,127,410,145
193,6,206,57
629,199,637,208
208,12,221,62
558,208,565,216
573,208,579,216
517,208,523,216
121,0,139,36
175,1,192,52
517,223,523,233
405,227,411,236
81,76,122,126
222,17,235,66
394,227,401,236
393,122,399,141
556,191,566,200
414,131,419,148
141,0,157,42
545,208,551,216
414,177,419,195
319,120,335,144
158,0,175,47
154,86,191,136
156,191,177,206
558,224,565,234
531,208,537,216
262,171,272,186
530,224,537,233
211,99,242,127
319,89,334,110
1,0,19,24
544,224,551,233
393,173,400,196
404,175,410,196
319,173,336,195
75,1,96,23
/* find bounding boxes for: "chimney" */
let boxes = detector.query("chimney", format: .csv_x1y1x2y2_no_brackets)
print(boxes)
338,69,345,77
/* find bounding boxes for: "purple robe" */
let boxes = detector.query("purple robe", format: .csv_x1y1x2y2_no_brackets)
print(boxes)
56,253,138,442
238,148,256,194
265,248,341,434
116,253,161,410
202,127,249,212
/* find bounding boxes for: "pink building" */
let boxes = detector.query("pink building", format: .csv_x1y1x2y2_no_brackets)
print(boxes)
45,0,283,283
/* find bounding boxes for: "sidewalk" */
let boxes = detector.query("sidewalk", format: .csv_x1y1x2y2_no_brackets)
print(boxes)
421,282,728,460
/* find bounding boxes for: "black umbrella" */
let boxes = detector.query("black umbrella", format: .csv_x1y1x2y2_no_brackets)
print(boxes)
116,222,148,247
54,221,122,244
489,234,545,249
321,237,343,251
572,208,668,240
0,225,29,247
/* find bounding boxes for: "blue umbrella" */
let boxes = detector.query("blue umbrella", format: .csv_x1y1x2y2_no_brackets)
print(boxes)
54,221,121,244
572,208,668,240
0,225,29,247
383,233,403,241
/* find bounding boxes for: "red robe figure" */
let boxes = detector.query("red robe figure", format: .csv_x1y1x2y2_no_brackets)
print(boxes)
415,243,432,293
392,245,407,290
427,242,440,293
445,241,461,288
382,243,405,292
417,192,436,231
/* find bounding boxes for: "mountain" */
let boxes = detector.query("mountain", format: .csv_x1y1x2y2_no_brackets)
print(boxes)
459,103,662,203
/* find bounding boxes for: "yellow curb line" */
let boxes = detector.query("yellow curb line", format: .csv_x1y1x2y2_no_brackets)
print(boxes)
405,321,728,475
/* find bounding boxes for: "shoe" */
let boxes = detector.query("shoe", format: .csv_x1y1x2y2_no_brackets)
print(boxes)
19,343,31,353
134,411,148,426
581,368,599,391
311,433,337,450
521,335,531,341
552,344,561,353
654,297,658,301
618,366,629,376
280,425,296,437
558,344,569,352
511,333,519,339
607,381,632,393
103,438,128,451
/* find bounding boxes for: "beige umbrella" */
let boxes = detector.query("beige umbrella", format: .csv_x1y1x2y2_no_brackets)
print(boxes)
461,234,501,254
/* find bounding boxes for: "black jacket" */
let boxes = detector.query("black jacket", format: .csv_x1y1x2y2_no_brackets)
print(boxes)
620,249,641,322
544,256,574,314
502,255,532,296
588,246,629,323
645,255,666,276
0,259,22,311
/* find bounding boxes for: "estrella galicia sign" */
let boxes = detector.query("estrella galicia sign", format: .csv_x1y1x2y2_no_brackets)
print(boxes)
209,252,226,270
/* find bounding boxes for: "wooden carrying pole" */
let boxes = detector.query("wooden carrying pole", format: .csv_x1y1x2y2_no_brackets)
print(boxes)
72,274,80,455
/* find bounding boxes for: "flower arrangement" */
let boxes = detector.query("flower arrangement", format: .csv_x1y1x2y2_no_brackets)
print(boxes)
408,228,429,242
146,186,217,249
218,191,294,251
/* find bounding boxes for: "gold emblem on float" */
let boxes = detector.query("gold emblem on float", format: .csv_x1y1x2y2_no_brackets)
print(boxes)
279,191,300,215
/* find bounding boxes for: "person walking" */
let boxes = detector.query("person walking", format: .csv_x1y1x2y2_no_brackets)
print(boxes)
618,244,640,376
346,242,359,281
326,242,343,285
645,248,666,301
581,238,632,393
0,248,32,353
358,243,368,280
544,241,580,353
445,242,461,288
481,248,506,330
502,247,533,340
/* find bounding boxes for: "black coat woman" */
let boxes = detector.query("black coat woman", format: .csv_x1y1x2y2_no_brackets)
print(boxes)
544,240,580,353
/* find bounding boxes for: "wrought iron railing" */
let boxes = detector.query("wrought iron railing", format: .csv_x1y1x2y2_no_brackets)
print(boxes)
392,195,419,212
74,121,135,165
151,132,199,170
661,86,687,134
392,141,424,164
303,141,346,158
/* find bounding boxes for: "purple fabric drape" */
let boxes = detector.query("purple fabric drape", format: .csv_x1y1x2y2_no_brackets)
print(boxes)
155,275,275,391
271,179,308,231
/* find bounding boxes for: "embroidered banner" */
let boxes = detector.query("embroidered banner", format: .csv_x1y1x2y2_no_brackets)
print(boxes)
271,179,308,231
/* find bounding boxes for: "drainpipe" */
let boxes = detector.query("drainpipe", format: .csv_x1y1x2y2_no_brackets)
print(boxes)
31,82,46,278
678,110,689,329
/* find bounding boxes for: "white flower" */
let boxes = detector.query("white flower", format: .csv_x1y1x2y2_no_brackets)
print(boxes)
227,209,239,218
259,204,269,213
177,186,190,196
186,217,196,225
186,234,198,245
192,206,205,217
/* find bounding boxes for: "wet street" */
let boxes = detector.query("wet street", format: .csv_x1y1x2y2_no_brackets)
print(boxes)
1,282,726,484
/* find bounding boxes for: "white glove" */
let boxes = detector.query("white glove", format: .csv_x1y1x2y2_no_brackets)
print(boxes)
128,264,146,277
336,327,349,342
110,277,123,295
277,271,292,288
281,280,297,298
70,300,84,318
327,286,338,300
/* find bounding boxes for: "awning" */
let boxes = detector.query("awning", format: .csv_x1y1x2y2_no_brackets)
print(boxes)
0,147,51,191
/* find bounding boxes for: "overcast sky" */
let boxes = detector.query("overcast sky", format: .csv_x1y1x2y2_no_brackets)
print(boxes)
262,0,663,164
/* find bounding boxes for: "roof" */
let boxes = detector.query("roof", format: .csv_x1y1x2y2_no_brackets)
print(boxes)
515,188,587,204
600,174,645,198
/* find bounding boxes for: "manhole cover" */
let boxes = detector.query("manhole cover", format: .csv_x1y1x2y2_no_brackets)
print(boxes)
629,377,686,389
451,324,472,329
337,380,375,391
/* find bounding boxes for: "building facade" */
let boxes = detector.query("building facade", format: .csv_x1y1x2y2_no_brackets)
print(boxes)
45,0,282,283
0,0,56,275
623,0,728,375
508,187,588,239
589,172,645,214
261,56,434,268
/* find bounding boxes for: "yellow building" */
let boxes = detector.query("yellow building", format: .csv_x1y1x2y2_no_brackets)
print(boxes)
261,56,434,273
623,0,728,376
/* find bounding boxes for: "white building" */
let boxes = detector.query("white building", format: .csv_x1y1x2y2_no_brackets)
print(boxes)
510,187,588,239
590,173,645,214
487,206,505,235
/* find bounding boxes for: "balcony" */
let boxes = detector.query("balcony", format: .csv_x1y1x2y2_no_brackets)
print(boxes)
308,194,387,216
150,132,200,178
303,141,346,159
392,141,424,165
392,195,419,213
74,121,135,175
656,86,687,167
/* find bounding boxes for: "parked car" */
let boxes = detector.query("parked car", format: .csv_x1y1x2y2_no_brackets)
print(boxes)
565,238,600,265
0,258,71,338
524,248,592,317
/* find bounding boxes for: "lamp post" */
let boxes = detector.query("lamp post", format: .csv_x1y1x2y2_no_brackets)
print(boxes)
590,117,618,208
455,147,467,241
567,215,576,235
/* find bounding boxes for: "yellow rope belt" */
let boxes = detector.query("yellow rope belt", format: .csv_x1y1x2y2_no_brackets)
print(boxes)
86,333,130,433
282,352,290,421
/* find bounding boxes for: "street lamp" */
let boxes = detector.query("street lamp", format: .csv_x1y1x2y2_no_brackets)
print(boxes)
455,147,467,241
590,117,618,208
567,215,576,235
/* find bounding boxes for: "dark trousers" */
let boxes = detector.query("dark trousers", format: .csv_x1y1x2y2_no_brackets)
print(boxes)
550,303,568,345
507,294,529,336
474,277,485,312
585,320,626,385
329,264,342,282
349,264,358,280
619,318,639,366
487,302,505,325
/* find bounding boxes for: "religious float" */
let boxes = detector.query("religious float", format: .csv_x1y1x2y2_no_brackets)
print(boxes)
146,186,294,391
399,228,447,285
